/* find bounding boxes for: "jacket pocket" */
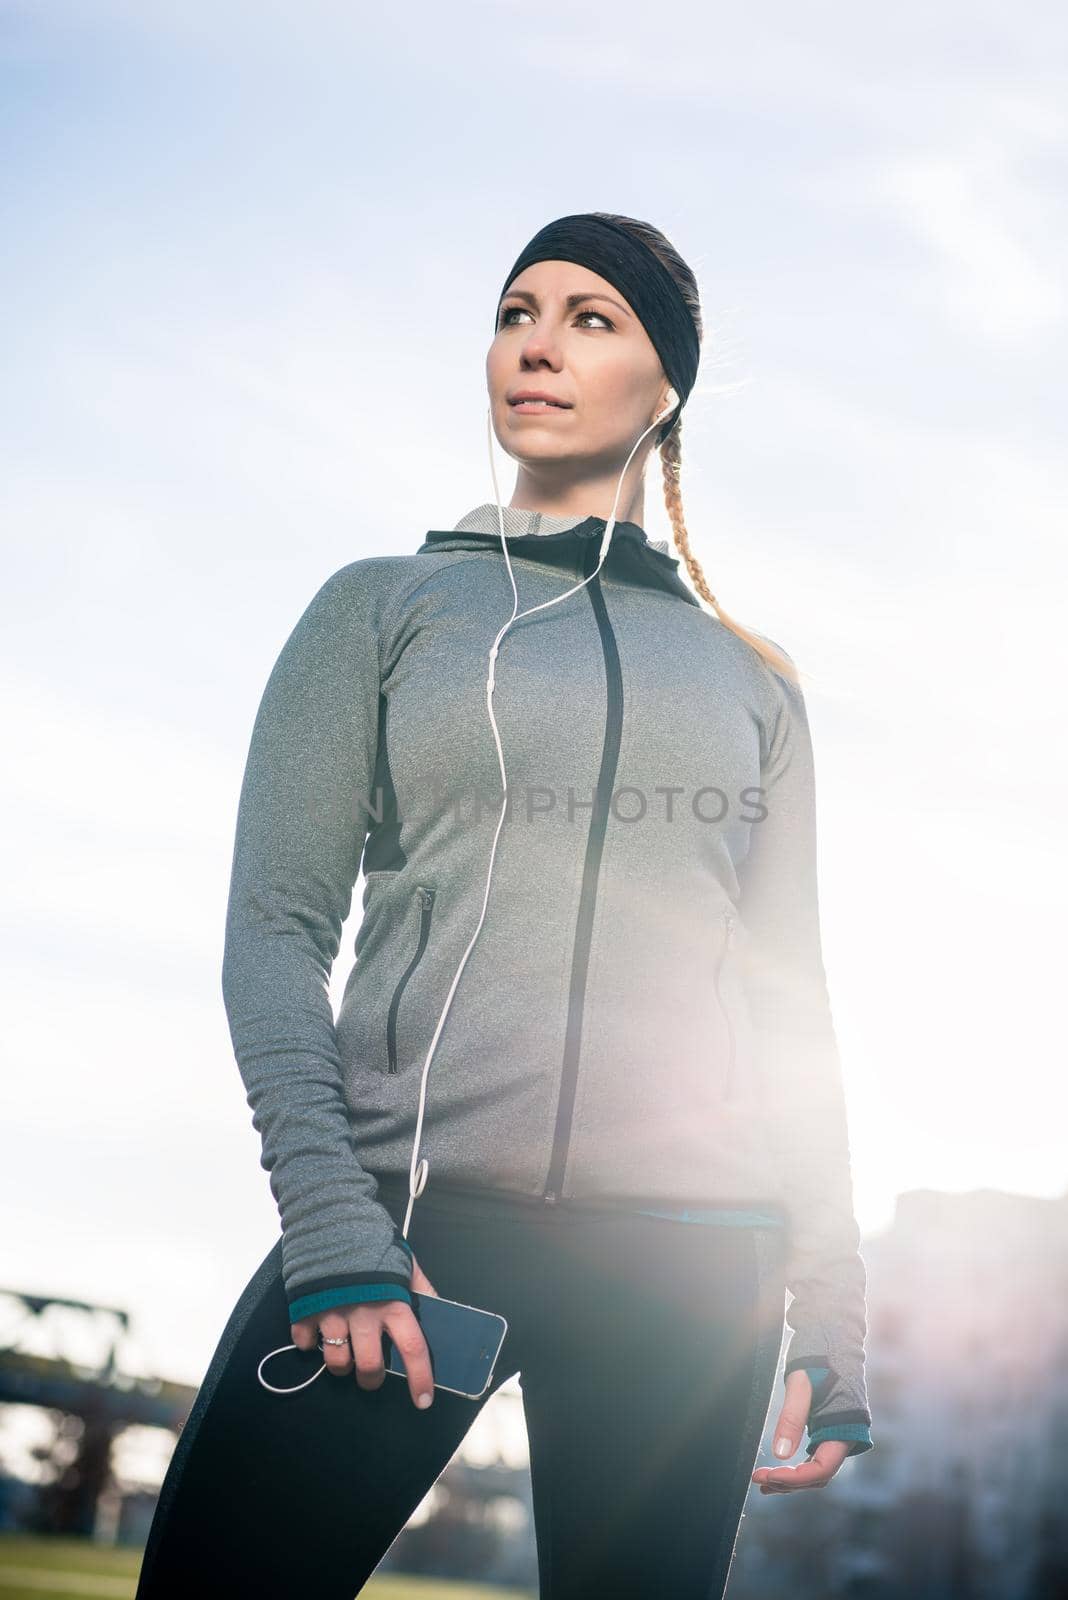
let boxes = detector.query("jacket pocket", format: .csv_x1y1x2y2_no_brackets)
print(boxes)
713,908,738,1097
386,885,436,1075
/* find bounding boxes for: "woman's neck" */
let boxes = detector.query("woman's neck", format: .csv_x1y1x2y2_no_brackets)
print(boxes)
507,469,646,529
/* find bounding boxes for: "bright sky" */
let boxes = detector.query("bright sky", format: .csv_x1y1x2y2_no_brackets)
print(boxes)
2,0,1065,1408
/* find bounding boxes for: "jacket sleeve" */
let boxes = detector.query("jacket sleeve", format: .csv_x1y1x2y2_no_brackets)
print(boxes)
220,562,415,1324
736,653,873,1452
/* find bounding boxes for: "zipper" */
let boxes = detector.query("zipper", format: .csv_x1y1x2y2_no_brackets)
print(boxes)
713,909,737,1095
543,539,624,1203
386,886,435,1075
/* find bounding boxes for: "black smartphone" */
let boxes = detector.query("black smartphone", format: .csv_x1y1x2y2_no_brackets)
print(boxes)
384,1290,509,1399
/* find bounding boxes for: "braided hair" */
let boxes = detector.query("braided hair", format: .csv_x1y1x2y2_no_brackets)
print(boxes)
593,211,800,688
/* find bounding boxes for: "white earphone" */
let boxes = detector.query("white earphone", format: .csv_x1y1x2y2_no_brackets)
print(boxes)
257,383,686,1396
394,385,685,1232
655,387,679,426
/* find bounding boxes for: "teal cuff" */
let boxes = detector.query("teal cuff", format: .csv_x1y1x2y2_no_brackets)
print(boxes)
288,1282,413,1322
805,1423,874,1458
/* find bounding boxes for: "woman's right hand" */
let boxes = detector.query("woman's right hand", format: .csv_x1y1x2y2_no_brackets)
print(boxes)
290,1250,440,1409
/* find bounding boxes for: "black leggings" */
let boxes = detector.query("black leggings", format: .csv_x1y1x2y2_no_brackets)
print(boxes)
135,1176,787,1600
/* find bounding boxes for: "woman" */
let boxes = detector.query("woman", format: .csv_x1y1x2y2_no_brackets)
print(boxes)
136,212,873,1600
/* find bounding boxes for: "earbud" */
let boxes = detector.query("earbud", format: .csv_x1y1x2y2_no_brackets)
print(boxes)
654,388,679,427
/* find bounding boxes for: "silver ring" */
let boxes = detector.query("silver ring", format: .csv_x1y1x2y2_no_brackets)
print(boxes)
320,1335,350,1346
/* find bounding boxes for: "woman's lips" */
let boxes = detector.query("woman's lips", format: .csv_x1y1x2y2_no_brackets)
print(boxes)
509,400,573,414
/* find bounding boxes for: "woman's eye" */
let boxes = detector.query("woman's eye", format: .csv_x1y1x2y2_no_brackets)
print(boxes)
499,306,613,330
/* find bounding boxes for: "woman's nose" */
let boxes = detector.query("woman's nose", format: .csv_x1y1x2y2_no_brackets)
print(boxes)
518,330,563,366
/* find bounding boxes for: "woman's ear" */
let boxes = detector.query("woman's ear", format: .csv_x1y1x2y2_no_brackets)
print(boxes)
654,387,679,425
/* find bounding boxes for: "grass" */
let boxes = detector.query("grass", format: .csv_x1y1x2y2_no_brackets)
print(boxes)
0,1533,535,1599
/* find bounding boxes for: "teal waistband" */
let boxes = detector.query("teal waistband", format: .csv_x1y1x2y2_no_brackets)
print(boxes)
635,1206,785,1226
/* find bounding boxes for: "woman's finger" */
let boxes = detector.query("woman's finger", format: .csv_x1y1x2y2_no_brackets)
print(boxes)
290,1317,317,1350
408,1250,439,1297
752,1443,846,1492
380,1302,435,1408
348,1311,388,1390
317,1311,354,1376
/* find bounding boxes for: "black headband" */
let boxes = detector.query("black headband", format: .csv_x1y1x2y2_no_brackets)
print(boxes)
496,213,700,444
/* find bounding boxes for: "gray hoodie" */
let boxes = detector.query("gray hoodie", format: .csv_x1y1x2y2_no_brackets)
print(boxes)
221,501,872,1451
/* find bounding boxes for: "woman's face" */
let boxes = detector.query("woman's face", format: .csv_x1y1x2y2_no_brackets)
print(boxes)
486,260,670,478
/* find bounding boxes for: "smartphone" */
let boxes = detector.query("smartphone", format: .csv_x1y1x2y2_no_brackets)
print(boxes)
384,1290,509,1399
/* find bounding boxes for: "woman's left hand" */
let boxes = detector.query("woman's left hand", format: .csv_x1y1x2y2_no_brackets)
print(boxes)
751,1369,849,1493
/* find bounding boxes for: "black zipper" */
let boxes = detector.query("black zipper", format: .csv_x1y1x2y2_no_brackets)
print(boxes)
386,885,435,1075
543,540,624,1203
713,909,737,1095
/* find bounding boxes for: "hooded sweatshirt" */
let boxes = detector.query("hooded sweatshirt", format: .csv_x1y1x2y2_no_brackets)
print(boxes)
221,501,873,1457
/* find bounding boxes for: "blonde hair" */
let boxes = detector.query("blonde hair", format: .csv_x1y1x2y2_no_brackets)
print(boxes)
592,211,800,688
659,425,798,686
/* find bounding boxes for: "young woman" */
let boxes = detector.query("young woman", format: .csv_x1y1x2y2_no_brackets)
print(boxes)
136,212,873,1600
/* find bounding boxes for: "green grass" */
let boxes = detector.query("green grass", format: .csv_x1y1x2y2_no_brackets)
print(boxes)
0,1533,535,1599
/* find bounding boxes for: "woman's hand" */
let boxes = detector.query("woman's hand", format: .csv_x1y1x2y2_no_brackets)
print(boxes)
290,1250,441,1410
751,1368,849,1493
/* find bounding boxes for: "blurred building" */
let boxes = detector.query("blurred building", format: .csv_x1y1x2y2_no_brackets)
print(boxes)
733,1185,1068,1600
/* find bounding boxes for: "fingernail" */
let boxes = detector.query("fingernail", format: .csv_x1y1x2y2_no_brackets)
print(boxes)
774,1436,792,1457
417,1392,433,1409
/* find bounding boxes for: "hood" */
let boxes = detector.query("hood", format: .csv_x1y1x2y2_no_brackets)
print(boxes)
415,502,701,608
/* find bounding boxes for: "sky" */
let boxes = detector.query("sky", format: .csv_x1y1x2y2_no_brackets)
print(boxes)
1,0,1066,1421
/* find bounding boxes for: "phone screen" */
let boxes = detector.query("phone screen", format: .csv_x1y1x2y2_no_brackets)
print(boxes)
385,1291,508,1398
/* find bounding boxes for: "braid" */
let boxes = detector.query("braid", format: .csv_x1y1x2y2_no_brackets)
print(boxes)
583,213,800,686
658,421,799,687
